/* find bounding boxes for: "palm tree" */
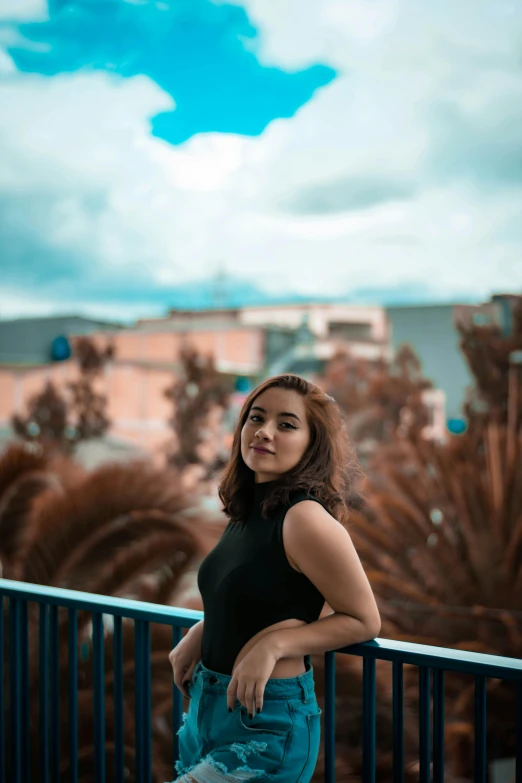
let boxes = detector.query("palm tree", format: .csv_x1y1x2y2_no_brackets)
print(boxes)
0,442,225,781
0,442,436,782
457,296,522,429
348,420,522,777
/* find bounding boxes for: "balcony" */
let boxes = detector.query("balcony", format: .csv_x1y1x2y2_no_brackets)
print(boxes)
1,578,521,783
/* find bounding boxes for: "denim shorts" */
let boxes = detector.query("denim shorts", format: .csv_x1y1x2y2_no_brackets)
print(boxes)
170,655,322,783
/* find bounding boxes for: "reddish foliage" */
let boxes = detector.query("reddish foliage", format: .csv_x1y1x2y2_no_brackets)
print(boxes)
11,336,114,452
164,343,232,480
322,344,433,461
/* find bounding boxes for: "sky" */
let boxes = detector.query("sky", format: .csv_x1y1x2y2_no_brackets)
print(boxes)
0,0,521,322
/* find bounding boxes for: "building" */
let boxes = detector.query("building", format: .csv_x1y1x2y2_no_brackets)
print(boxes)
2,294,513,456
0,315,122,366
0,304,393,454
386,294,517,424
152,301,391,378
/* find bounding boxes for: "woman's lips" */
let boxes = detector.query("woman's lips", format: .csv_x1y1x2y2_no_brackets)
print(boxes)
251,447,274,454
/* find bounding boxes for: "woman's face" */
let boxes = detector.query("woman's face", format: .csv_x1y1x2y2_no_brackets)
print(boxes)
240,387,311,483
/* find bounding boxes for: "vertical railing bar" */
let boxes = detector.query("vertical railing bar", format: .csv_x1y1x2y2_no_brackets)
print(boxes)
515,680,522,783
68,608,79,783
392,661,404,783
39,603,49,783
9,597,22,783
324,651,336,783
418,666,431,783
474,675,487,783
0,596,5,783
142,621,152,783
49,605,60,783
171,626,182,771
93,612,106,783
433,668,445,783
20,601,30,783
114,616,124,783
135,619,144,782
362,656,376,783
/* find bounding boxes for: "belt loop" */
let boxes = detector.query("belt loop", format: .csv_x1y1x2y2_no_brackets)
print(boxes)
303,654,314,702
298,663,310,703
298,675,308,703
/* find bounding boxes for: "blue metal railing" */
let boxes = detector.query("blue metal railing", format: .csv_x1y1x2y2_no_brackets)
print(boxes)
1,578,521,783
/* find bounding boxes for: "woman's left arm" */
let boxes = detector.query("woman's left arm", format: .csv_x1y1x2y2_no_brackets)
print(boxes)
226,501,381,715
265,500,381,658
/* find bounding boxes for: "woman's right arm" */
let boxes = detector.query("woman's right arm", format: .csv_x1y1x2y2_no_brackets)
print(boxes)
169,619,204,699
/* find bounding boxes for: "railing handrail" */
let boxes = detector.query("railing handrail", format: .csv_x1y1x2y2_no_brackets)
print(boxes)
338,639,522,680
0,578,203,627
2,578,521,680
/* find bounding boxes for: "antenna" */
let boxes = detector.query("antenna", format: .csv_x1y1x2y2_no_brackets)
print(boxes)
212,262,228,310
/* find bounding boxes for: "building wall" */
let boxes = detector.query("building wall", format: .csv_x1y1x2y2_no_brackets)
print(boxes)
107,326,263,375
163,303,389,343
238,303,389,343
1,302,492,452
0,362,173,452
0,324,266,454
385,305,473,421
0,315,121,365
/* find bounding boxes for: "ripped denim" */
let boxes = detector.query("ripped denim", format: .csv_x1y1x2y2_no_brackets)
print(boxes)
168,656,321,783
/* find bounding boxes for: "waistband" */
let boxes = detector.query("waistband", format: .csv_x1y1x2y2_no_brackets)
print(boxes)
193,654,315,702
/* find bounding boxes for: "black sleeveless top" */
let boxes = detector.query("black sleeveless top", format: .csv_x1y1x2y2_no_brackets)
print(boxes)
197,480,327,674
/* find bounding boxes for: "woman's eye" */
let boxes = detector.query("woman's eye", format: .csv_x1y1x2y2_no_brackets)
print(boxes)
249,415,296,430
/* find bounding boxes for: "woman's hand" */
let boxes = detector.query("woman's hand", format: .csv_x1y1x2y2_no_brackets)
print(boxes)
226,638,280,717
169,631,202,700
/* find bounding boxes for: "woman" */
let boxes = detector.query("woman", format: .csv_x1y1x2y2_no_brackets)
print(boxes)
168,374,381,783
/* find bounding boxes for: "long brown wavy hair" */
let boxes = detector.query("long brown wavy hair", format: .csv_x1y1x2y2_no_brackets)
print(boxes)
217,374,363,526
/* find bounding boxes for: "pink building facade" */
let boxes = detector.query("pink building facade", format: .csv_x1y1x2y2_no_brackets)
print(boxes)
0,301,448,456
0,323,265,454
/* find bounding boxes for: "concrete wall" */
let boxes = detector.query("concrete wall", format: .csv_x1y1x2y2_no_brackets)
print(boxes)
386,305,473,421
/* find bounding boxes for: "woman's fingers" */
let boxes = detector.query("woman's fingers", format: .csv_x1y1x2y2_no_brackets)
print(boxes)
254,684,264,714
178,662,197,699
174,671,190,700
182,663,196,699
245,683,257,718
181,677,191,700
226,677,238,712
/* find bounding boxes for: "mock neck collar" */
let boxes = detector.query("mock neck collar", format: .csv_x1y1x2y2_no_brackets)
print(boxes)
252,478,279,506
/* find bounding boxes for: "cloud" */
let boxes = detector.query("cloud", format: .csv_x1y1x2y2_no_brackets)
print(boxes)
0,0,521,321
278,175,418,215
248,0,522,193
0,0,47,22
6,0,336,144
427,92,522,188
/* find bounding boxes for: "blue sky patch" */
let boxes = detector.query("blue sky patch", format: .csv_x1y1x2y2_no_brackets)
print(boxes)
7,0,337,144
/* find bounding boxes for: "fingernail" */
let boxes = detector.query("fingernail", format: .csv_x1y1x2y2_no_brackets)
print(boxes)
256,708,260,714
249,713,253,719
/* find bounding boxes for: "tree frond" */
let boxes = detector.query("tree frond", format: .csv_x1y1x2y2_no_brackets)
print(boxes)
21,460,189,583
0,470,61,577
0,441,48,500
